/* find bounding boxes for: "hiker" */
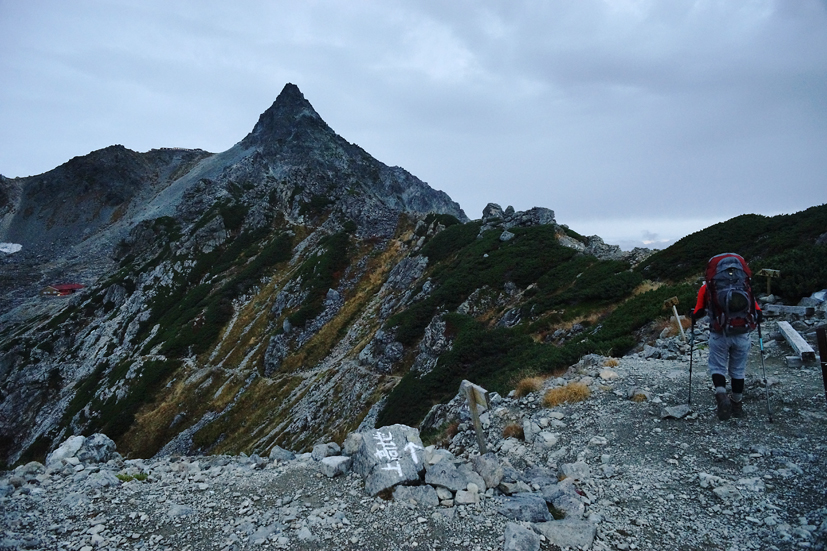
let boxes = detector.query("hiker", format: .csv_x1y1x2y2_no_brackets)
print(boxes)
691,253,762,420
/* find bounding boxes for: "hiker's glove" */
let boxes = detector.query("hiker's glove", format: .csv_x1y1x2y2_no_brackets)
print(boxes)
691,308,705,321
756,310,763,324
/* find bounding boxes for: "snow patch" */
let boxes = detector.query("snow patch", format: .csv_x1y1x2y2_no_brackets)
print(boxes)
0,243,22,254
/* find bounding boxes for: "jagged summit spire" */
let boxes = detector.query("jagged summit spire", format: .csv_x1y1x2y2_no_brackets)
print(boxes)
241,83,332,148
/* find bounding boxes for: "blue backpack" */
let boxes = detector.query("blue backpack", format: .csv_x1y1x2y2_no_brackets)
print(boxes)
705,253,757,335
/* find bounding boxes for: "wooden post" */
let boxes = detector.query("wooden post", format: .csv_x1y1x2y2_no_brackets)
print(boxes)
777,321,816,362
817,328,827,408
461,380,490,454
757,269,780,296
663,297,686,341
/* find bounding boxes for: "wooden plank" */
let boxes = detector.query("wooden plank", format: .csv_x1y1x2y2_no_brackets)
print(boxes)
460,380,490,410
777,321,816,362
461,380,490,454
764,304,815,317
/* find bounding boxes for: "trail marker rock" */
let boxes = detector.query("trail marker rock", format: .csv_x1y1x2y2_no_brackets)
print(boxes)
351,424,425,495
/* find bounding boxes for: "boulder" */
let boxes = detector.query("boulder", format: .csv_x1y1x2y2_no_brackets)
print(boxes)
541,479,585,519
660,404,691,419
350,425,426,496
15,461,44,476
498,480,532,495
559,461,591,481
533,520,596,549
455,488,480,505
482,203,504,220
269,445,295,462
503,522,541,551
471,453,504,489
342,433,363,456
457,463,486,491
498,493,553,523
643,345,661,359
425,461,467,492
312,442,340,461
46,435,86,466
85,470,121,489
76,434,117,464
319,456,351,478
47,434,117,466
424,448,455,465
535,431,559,449
522,419,540,444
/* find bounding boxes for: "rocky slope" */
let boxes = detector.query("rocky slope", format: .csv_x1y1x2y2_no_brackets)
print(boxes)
2,315,825,551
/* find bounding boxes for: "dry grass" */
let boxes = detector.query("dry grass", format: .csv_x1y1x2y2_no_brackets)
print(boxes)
446,421,460,440
502,423,525,440
514,376,545,398
602,358,619,368
630,392,648,403
632,280,664,296
543,382,591,408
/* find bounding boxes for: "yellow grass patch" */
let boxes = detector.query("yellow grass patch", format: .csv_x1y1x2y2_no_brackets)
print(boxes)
632,280,664,295
514,376,546,398
543,382,591,408
502,423,525,440
602,358,619,368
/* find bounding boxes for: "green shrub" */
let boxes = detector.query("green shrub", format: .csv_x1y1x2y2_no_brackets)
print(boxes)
378,283,698,428
287,231,350,328
84,359,180,442
636,204,827,300
219,204,248,232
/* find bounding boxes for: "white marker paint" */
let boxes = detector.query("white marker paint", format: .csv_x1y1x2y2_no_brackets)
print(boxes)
381,460,403,477
373,430,399,462
403,442,424,464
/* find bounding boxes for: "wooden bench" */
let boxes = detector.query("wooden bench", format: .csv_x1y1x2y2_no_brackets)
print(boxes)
777,321,816,362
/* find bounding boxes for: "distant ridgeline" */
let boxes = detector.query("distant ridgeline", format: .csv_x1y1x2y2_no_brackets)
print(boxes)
637,203,827,297
0,82,824,467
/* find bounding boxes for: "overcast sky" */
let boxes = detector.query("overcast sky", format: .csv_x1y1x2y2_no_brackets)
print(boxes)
1,1,825,249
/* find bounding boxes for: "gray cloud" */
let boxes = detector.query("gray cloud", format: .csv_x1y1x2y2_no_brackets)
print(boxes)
1,0,825,245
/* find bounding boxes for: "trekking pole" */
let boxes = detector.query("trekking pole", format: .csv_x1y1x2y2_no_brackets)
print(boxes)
757,322,773,422
688,316,695,405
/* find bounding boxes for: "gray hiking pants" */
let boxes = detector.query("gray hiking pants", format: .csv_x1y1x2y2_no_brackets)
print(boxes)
707,331,751,380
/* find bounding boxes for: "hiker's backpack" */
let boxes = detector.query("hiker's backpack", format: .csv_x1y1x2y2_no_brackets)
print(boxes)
704,253,757,335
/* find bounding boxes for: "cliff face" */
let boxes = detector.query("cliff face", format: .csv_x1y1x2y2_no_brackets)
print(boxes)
0,83,655,466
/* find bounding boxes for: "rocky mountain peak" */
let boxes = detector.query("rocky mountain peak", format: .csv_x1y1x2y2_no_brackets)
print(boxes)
241,83,331,149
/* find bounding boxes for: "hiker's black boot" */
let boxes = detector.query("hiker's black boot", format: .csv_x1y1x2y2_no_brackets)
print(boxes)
730,397,744,418
715,392,731,421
